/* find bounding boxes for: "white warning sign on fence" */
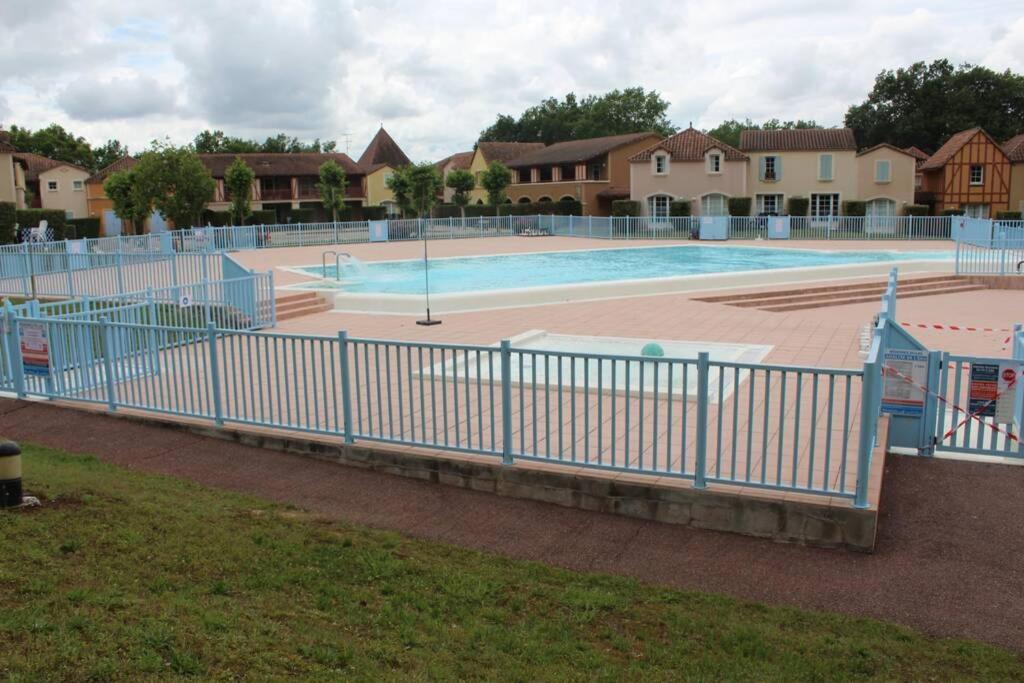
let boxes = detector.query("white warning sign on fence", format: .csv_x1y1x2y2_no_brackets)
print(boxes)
881,348,928,416
178,294,193,308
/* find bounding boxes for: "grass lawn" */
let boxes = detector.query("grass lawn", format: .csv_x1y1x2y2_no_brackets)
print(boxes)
1,444,1022,681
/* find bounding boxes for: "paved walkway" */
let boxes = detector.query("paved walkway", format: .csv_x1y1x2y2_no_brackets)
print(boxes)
2,399,1022,653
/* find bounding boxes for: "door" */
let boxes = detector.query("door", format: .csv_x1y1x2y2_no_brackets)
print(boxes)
865,198,896,235
103,210,122,237
148,211,168,234
933,354,1023,457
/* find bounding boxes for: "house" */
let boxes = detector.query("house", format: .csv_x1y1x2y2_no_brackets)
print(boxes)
16,152,91,218
0,131,27,209
465,142,545,204
902,146,930,198
358,127,411,216
739,128,915,217
200,152,366,222
1003,133,1024,215
629,127,748,216
86,156,139,234
505,132,661,215
918,127,1011,218
435,151,473,202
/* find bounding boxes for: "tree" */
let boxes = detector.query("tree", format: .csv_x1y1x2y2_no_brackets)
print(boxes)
93,140,130,171
7,124,94,168
385,166,414,217
479,161,511,205
479,88,676,143
706,118,820,148
445,169,475,213
193,129,337,154
133,141,216,229
103,169,151,236
845,59,1024,151
316,160,348,222
404,163,443,218
224,156,255,225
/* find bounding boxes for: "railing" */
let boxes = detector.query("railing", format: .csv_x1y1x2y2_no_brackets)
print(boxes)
0,313,883,505
955,239,1024,275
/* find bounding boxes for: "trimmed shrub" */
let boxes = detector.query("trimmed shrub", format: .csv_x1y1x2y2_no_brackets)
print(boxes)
431,204,462,219
16,209,67,240
996,211,1022,220
0,202,16,244
246,210,277,225
841,200,866,217
903,204,929,216
66,217,101,239
200,209,233,227
464,204,498,218
611,200,640,217
727,197,751,217
359,206,388,221
941,208,965,216
669,200,691,217
787,197,809,216
284,208,315,223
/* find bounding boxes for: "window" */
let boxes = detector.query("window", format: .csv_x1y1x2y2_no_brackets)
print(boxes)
810,193,840,217
518,169,530,184
65,210,75,219
866,198,895,216
818,154,833,181
756,194,783,215
760,155,779,182
654,155,668,174
46,180,58,192
586,162,605,181
647,194,671,219
964,203,989,218
538,167,552,182
874,160,891,183
701,193,727,216
914,173,922,189
72,180,84,191
708,153,721,174
969,165,984,185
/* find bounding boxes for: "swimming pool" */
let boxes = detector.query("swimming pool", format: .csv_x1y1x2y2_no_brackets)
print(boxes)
295,245,952,295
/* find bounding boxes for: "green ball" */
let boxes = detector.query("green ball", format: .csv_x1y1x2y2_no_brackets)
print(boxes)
641,342,665,358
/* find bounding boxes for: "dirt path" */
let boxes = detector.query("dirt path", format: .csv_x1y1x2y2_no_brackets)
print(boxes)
2,398,1021,653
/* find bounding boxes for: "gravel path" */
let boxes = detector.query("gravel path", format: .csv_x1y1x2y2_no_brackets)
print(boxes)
2,398,1021,653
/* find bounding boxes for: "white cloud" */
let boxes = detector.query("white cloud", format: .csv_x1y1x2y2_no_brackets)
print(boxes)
0,0,1022,159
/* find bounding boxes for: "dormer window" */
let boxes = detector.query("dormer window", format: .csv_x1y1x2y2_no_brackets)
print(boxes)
654,154,668,175
708,153,721,174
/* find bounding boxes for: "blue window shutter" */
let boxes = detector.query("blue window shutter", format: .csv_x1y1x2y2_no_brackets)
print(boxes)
758,156,766,181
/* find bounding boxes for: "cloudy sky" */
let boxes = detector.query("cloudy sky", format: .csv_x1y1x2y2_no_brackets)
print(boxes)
2,0,1022,161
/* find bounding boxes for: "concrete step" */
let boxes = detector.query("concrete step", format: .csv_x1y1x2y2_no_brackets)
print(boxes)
759,284,987,312
274,291,320,305
276,302,332,321
695,276,965,305
725,281,976,308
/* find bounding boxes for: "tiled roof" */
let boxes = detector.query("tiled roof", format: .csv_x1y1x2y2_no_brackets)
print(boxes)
902,146,930,160
630,128,747,162
919,128,983,170
596,186,630,199
505,132,660,168
198,153,364,177
357,127,410,169
738,128,857,152
434,151,473,174
476,142,545,165
88,156,138,183
1003,133,1024,163
855,143,919,158
15,152,89,181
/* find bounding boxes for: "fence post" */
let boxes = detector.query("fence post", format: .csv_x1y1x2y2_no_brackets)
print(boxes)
20,244,31,297
100,316,117,412
145,287,160,374
569,214,574,236
115,249,125,295
854,354,880,508
338,330,354,443
920,349,942,456
500,339,513,465
694,351,709,488
206,321,224,426
5,307,25,398
588,215,593,238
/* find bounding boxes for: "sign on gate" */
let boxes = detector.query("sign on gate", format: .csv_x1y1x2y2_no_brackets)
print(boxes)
369,220,389,242
19,322,50,377
969,362,1020,423
881,348,928,416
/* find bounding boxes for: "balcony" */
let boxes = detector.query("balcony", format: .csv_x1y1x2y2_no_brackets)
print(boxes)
261,187,293,201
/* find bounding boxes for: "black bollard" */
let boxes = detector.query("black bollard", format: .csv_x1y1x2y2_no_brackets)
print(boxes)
0,440,22,508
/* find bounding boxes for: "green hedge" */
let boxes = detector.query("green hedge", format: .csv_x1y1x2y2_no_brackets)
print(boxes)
996,211,1022,220
611,200,640,217
66,217,101,239
284,208,316,223
842,200,866,217
357,206,388,221
727,197,751,217
464,205,499,218
0,202,15,244
941,208,965,216
16,209,67,240
903,204,929,216
432,204,463,219
669,200,691,217
246,210,278,225
200,210,234,227
787,197,808,216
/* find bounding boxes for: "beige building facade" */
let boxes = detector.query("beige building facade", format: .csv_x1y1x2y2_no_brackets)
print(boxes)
0,133,27,208
37,164,91,218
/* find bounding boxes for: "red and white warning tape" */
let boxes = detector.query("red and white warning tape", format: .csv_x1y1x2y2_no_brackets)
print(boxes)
881,364,1021,444
900,322,1011,333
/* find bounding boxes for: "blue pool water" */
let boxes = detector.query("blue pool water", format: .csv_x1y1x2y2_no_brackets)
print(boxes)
298,245,952,295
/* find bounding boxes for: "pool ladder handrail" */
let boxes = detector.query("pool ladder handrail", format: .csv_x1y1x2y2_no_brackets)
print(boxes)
321,250,354,280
